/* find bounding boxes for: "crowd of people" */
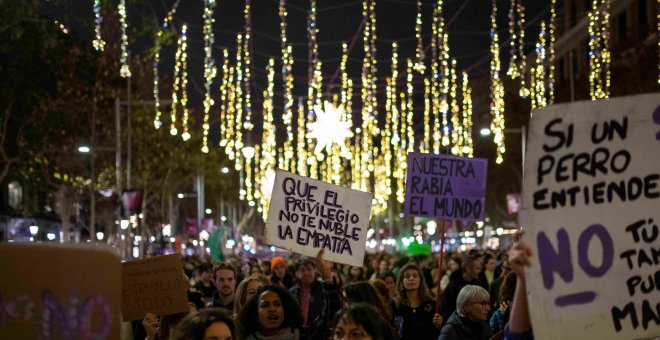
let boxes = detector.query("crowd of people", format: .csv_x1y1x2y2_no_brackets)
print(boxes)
127,232,535,340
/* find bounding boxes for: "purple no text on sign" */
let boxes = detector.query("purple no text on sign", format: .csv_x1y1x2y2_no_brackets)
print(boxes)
404,152,488,221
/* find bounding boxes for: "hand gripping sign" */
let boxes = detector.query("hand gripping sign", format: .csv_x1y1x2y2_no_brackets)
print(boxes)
520,94,660,340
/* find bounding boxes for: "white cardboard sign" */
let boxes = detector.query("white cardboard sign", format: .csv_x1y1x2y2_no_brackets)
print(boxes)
520,94,660,340
264,169,373,267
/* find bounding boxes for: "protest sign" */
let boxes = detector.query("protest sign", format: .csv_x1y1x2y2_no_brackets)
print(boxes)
520,94,660,340
264,169,373,267
121,254,189,320
404,152,488,221
0,244,121,338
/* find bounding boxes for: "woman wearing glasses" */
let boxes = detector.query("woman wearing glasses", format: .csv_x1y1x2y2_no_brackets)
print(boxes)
438,285,492,340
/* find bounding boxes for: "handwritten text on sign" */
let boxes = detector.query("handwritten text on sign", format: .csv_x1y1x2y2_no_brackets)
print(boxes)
404,152,488,221
121,254,189,321
520,94,660,340
264,170,373,267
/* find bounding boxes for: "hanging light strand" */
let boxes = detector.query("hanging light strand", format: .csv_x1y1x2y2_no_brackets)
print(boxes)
243,0,254,131
548,0,557,103
219,49,230,148
92,0,105,51
490,0,506,164
461,71,474,157
530,21,548,113
169,25,187,136
280,0,295,172
588,0,611,99
119,0,131,77
179,25,191,141
414,0,426,73
153,0,180,129
202,0,217,153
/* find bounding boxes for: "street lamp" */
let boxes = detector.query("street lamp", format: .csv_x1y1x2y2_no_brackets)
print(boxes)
220,167,229,174
96,231,104,240
479,128,492,136
29,225,39,236
78,145,91,153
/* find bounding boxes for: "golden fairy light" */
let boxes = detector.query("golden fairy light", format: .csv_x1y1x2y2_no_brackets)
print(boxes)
219,49,230,148
548,0,557,103
530,21,548,112
461,71,474,157
234,34,245,170
588,0,611,99
490,0,506,164
280,0,295,172
92,0,105,51
296,98,308,176
258,59,277,216
202,0,217,153
414,0,426,73
153,1,179,129
169,25,188,136
179,25,191,141
243,0,254,131
119,0,131,77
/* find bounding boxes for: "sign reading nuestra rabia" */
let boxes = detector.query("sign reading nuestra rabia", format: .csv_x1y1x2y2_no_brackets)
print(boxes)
264,169,373,267
520,94,660,340
404,152,488,221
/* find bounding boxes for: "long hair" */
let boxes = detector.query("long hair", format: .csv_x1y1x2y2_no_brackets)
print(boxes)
343,281,392,321
171,308,236,340
233,274,269,316
237,285,303,337
332,303,395,340
394,263,433,309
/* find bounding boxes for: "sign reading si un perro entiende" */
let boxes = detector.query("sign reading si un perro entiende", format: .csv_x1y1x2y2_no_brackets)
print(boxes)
264,169,373,267
520,94,660,340
404,152,488,221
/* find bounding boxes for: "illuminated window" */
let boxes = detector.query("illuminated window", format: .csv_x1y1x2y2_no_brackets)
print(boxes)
8,181,22,209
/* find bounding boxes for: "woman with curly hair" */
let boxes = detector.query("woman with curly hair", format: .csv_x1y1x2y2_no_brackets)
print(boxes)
390,263,443,339
238,285,303,340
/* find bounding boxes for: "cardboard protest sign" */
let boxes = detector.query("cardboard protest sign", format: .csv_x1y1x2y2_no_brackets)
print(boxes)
520,94,660,340
121,254,189,320
264,169,373,267
0,244,121,338
404,152,488,221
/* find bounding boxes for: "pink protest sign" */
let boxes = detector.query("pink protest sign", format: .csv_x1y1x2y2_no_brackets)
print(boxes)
404,152,488,221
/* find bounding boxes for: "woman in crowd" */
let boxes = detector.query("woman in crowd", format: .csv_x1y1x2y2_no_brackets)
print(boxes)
489,272,517,332
438,285,492,340
233,275,269,316
391,263,443,339
332,304,396,340
344,265,366,285
270,257,295,289
343,281,392,322
379,272,397,298
238,285,303,340
171,308,236,340
440,254,461,290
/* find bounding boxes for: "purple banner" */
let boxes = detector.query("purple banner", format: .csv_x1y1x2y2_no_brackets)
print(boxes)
404,152,488,221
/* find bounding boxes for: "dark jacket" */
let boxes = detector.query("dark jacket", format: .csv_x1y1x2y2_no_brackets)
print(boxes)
391,299,440,340
207,290,234,312
289,279,341,340
438,311,491,340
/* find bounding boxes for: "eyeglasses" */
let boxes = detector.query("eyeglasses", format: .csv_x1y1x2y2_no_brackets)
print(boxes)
471,301,490,309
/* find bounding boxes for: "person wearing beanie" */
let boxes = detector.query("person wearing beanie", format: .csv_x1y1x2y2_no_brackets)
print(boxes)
270,257,295,289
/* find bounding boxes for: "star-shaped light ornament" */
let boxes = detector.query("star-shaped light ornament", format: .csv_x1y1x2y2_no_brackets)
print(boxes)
308,101,353,156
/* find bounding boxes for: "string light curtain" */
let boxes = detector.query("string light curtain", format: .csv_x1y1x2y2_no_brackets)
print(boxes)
490,0,506,164
530,21,548,113
169,25,188,137
588,0,611,99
